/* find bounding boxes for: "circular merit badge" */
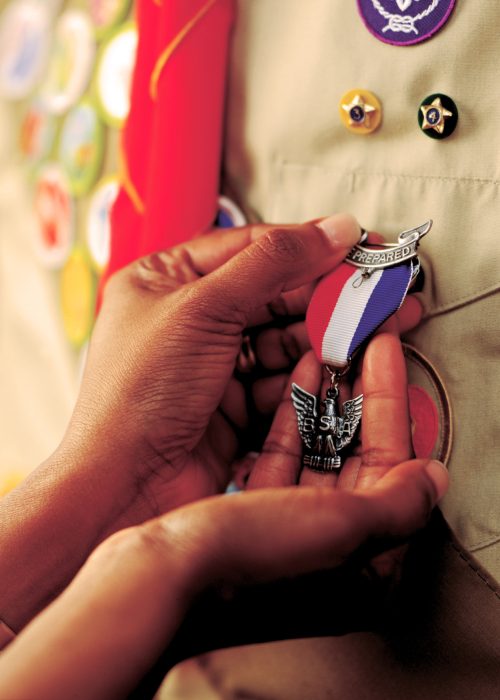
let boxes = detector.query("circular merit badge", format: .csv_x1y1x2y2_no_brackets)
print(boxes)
60,247,96,347
86,175,119,271
19,99,56,167
403,344,453,465
58,100,105,197
0,0,51,100
89,0,132,40
94,22,137,127
34,163,74,269
41,10,95,115
357,0,456,47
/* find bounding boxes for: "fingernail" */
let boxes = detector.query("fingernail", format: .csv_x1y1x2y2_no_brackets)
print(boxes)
317,213,361,248
425,460,449,501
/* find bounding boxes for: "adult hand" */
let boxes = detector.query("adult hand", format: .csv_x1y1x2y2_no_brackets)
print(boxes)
0,214,361,634
0,452,447,700
247,332,415,490
60,213,362,532
246,332,444,577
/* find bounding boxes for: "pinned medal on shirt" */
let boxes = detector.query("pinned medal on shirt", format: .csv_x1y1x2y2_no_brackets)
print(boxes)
292,220,432,472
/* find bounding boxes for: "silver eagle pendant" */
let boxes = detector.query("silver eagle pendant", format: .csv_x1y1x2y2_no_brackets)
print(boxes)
291,382,363,472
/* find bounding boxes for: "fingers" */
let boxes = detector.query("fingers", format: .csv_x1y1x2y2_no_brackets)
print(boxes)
193,457,448,585
397,295,423,334
0,458,446,699
247,283,315,327
199,214,361,321
252,373,289,416
254,322,310,370
180,226,255,274
357,333,413,489
369,459,448,532
377,295,424,337
246,352,321,489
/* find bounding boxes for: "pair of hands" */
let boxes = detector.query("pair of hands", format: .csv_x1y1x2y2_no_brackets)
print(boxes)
68,212,429,526
0,214,448,699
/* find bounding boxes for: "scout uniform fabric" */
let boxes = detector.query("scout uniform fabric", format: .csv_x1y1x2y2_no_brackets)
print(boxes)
1,0,500,696
221,0,500,577
164,1,500,697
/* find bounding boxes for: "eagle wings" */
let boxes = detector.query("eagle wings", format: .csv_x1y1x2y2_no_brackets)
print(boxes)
291,383,363,452
291,383,318,450
336,393,363,450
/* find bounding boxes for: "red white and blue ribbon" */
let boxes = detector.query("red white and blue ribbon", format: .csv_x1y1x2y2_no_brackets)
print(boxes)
306,260,414,368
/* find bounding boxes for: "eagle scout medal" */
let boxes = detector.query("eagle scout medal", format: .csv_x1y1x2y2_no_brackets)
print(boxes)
292,381,363,472
357,0,456,47
293,221,431,472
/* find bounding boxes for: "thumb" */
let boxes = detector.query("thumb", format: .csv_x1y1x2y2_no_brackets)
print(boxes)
179,458,448,587
367,458,449,538
197,213,361,319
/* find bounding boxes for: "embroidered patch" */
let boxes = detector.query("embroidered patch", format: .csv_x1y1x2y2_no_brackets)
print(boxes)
357,0,456,47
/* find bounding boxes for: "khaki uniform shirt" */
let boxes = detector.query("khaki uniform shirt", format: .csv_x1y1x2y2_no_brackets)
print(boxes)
161,1,500,697
222,0,500,577
1,1,499,695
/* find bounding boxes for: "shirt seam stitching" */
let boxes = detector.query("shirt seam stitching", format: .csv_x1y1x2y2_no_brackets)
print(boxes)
449,540,500,600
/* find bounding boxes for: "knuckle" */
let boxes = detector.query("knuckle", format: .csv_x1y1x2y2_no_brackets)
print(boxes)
361,446,393,469
280,328,301,361
184,277,247,328
266,296,289,318
131,521,171,560
88,528,133,563
132,248,198,293
361,444,409,470
262,420,302,457
86,526,161,569
94,522,170,562
255,227,307,265
182,282,240,326
414,476,436,523
261,437,302,461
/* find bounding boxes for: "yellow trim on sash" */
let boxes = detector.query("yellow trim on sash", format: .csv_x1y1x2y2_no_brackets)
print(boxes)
150,0,218,100
118,140,145,215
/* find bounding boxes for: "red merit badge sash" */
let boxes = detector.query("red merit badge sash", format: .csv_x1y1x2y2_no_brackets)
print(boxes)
102,0,235,287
